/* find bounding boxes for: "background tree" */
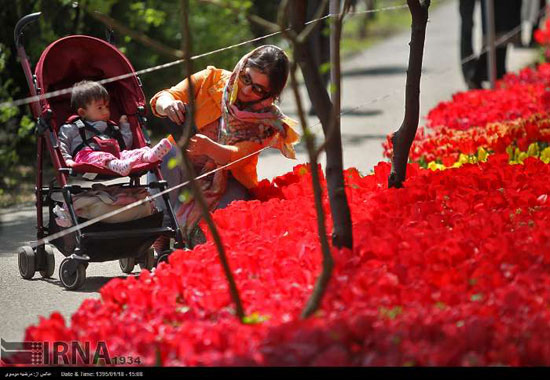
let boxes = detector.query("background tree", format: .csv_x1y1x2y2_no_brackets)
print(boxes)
287,0,353,250
388,0,430,189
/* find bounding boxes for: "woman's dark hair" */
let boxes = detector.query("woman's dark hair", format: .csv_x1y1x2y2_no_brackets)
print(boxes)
70,80,109,110
245,45,290,100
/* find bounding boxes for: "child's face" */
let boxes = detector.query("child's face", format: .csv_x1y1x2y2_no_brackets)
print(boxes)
78,98,110,122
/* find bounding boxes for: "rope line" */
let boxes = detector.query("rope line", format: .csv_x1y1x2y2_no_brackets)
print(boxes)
0,3,410,110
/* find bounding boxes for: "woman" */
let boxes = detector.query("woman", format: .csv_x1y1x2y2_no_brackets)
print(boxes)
149,45,300,249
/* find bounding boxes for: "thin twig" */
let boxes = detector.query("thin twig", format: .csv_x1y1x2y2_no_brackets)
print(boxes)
179,0,245,321
86,10,184,58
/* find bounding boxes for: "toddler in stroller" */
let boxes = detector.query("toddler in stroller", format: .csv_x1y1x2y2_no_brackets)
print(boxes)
13,12,185,290
59,80,172,176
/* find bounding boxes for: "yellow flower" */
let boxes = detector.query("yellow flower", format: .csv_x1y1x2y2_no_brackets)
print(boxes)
541,147,550,164
517,151,529,164
527,142,540,158
458,153,469,164
477,147,489,162
427,161,446,171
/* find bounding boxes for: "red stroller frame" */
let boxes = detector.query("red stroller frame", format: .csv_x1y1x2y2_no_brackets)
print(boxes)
14,12,184,290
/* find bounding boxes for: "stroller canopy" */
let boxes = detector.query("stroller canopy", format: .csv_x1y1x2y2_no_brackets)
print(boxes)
35,35,146,129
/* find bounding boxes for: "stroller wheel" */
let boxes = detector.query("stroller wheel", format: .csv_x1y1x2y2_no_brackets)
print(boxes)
119,257,136,274
59,258,86,290
138,248,155,271
18,246,36,280
39,245,56,278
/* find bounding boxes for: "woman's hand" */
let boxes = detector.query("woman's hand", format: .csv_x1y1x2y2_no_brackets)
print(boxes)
186,134,237,165
156,95,186,124
165,100,186,124
186,134,214,156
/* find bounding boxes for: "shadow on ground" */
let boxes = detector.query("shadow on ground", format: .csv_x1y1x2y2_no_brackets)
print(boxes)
33,274,130,293
341,65,428,77
285,108,383,118
0,218,36,255
261,132,387,156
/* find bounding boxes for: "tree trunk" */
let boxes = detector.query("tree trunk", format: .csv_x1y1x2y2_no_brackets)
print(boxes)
388,0,430,189
290,0,353,249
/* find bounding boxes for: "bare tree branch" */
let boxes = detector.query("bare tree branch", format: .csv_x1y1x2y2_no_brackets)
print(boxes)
179,0,245,321
85,9,184,59
314,0,349,159
287,61,334,319
297,0,330,45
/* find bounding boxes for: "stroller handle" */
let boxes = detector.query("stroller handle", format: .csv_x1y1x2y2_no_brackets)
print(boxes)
14,12,41,48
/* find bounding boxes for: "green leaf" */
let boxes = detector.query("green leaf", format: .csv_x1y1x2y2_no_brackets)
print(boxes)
470,293,483,302
17,115,35,138
167,157,180,170
379,306,403,320
319,61,331,75
178,189,193,204
242,312,270,324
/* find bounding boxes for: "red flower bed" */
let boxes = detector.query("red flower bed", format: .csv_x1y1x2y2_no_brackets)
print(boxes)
426,64,550,131
23,158,550,366
535,16,550,46
383,63,550,164
385,113,550,164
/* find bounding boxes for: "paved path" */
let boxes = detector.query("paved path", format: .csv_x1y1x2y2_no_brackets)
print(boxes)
0,0,536,344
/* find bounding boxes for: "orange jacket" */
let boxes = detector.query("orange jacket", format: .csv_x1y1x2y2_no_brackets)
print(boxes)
150,66,299,189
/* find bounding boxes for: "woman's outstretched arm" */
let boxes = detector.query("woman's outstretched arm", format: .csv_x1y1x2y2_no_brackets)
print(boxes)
187,134,238,165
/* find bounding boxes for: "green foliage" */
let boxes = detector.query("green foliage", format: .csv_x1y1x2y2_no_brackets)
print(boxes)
0,42,36,190
242,312,270,324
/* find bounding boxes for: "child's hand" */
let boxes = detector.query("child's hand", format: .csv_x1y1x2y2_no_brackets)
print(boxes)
119,115,128,124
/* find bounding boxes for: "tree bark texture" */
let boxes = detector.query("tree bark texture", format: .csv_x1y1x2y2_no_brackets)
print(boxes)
388,0,430,189
289,0,353,249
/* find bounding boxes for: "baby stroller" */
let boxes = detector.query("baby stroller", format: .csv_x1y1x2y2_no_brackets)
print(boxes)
14,12,184,290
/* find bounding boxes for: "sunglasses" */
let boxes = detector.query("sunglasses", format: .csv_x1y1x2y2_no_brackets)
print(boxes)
238,71,270,98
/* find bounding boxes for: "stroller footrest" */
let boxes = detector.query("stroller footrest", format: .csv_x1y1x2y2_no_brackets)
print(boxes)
81,227,175,240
